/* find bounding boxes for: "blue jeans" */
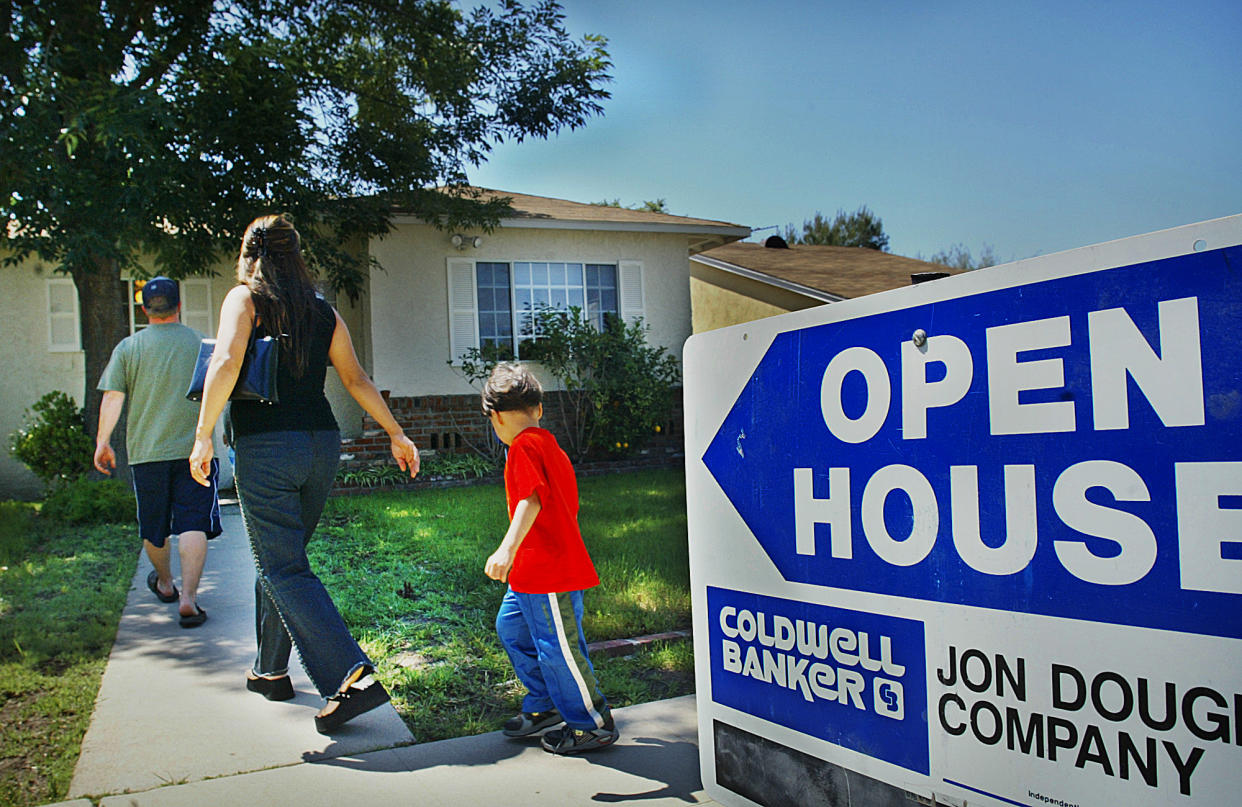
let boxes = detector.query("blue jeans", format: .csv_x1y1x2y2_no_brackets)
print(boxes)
234,430,370,698
496,587,611,730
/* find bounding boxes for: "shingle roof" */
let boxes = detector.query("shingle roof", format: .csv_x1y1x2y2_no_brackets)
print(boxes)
694,241,960,300
469,188,748,230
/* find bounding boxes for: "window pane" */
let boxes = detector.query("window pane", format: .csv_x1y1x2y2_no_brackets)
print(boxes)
517,310,535,337
568,264,583,285
516,288,532,312
550,263,565,285
497,314,512,337
596,264,617,287
586,265,598,286
532,262,548,285
476,286,493,313
601,289,617,313
533,288,549,307
514,263,531,285
494,264,509,285
550,288,567,309
476,263,493,286
568,288,584,310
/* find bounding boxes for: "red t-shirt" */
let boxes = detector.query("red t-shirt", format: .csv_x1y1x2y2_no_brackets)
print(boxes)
504,427,600,594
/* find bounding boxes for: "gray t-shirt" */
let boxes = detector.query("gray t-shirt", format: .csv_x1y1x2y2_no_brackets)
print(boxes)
97,322,204,464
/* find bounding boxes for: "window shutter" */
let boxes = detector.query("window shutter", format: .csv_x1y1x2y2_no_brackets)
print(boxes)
47,278,81,352
618,260,645,325
446,257,479,363
180,278,214,336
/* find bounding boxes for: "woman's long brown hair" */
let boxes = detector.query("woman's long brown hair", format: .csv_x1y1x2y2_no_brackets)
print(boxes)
236,214,322,378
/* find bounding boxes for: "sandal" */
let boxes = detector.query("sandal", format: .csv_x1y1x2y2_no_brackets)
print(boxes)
178,605,207,628
246,671,295,701
146,570,179,603
314,681,390,734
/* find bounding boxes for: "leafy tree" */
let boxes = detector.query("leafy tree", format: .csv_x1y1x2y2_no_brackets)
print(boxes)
924,243,1000,271
2,0,611,448
783,206,890,251
591,198,668,212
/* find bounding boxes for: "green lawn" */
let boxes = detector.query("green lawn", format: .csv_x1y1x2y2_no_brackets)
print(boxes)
0,505,138,807
0,466,694,804
317,466,694,741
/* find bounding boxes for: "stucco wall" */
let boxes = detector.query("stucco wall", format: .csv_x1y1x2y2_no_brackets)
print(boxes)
1,262,89,498
689,263,823,333
367,222,693,397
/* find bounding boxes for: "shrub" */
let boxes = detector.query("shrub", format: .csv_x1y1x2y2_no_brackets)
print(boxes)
7,391,93,486
457,307,679,459
41,478,136,526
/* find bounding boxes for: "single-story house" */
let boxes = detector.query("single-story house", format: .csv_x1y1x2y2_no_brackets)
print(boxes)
689,236,959,333
1,189,750,497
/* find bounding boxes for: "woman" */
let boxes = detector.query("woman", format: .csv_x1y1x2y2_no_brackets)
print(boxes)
189,214,418,734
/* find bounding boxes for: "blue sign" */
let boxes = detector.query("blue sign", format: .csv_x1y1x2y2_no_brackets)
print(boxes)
703,246,1242,640
707,586,929,773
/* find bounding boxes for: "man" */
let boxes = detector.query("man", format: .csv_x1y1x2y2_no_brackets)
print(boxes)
95,276,221,628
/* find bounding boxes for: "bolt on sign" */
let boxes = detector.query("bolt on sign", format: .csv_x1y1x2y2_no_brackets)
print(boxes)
684,216,1242,807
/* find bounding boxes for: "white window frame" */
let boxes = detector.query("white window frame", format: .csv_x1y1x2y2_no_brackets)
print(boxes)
46,277,81,352
446,257,645,364
179,278,214,337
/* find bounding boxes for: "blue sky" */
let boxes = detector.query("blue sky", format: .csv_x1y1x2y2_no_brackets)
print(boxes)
468,0,1241,262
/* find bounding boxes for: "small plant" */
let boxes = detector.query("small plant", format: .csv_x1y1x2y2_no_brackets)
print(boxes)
422,452,498,480
336,454,500,489
335,463,413,489
7,391,93,487
41,477,136,525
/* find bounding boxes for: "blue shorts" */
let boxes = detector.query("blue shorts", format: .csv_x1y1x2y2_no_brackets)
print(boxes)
130,459,222,547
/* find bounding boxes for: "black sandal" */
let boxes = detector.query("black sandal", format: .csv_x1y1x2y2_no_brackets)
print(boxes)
146,570,179,603
314,681,390,734
246,672,295,701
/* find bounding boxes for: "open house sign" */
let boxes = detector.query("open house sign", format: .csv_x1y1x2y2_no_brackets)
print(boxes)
685,216,1242,807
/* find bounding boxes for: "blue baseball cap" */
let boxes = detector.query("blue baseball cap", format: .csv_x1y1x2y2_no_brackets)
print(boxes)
140,277,179,313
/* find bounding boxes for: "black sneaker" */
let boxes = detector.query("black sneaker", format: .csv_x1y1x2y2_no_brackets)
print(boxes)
503,709,563,737
540,718,619,754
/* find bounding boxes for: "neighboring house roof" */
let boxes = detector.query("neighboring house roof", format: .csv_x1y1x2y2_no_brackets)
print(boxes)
397,187,752,253
692,241,960,301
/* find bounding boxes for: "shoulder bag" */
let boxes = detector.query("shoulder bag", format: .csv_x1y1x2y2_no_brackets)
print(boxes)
186,321,280,405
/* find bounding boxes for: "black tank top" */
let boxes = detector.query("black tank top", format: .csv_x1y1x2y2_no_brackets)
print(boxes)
231,295,339,437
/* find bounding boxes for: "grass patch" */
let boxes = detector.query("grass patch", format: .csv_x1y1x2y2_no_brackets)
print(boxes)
318,467,693,741
0,467,692,801
0,513,138,807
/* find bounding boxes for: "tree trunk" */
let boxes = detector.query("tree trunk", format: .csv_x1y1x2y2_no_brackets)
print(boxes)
73,259,131,479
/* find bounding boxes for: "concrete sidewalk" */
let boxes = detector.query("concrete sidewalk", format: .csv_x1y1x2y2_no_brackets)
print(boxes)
53,503,713,807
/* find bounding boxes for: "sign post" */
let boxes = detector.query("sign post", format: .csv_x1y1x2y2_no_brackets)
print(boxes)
684,217,1242,807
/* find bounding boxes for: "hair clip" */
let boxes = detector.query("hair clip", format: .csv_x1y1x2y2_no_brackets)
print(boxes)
254,226,269,258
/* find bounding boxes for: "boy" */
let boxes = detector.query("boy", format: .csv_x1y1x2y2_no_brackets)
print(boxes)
482,362,618,754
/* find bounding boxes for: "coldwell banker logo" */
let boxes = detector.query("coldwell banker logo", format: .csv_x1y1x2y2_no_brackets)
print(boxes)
708,587,929,773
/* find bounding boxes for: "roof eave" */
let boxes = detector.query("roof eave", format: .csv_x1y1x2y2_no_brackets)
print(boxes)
390,213,750,243
690,253,845,303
